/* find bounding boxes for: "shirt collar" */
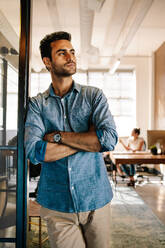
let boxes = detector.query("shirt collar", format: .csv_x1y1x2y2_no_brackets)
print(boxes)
43,80,81,99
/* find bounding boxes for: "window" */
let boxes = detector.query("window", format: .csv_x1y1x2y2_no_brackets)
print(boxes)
103,71,136,136
30,73,51,96
30,70,136,136
83,70,136,136
73,72,87,85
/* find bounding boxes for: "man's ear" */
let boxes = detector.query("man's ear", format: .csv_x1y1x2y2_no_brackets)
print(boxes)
43,57,51,71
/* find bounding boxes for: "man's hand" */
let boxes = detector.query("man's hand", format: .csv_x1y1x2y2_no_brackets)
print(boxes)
43,131,59,143
43,124,101,153
89,124,95,132
43,131,79,162
59,127,101,152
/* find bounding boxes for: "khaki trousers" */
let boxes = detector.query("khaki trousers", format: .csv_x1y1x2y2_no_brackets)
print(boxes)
40,203,111,248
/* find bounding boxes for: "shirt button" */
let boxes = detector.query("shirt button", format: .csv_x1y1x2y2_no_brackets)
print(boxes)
64,115,66,119
71,186,74,190
69,167,71,171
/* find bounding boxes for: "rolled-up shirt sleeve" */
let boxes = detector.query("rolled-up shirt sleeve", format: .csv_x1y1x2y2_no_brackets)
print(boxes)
35,140,47,162
24,97,47,164
92,89,118,152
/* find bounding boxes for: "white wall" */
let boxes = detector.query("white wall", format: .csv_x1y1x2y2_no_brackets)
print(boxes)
121,56,154,142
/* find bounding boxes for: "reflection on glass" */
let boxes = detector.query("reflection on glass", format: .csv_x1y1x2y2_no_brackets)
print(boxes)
0,149,16,238
0,243,15,248
0,0,20,242
0,58,3,128
7,64,18,133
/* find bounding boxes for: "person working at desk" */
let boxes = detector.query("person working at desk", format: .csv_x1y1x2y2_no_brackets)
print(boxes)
119,128,144,186
24,31,118,248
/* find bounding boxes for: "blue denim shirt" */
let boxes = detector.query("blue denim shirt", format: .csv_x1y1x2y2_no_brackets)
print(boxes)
25,82,118,213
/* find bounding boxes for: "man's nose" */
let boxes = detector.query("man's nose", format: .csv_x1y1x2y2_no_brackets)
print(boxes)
66,52,73,61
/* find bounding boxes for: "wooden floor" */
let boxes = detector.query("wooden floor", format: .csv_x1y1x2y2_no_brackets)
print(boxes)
1,173,165,248
110,172,165,225
29,174,165,226
135,182,165,225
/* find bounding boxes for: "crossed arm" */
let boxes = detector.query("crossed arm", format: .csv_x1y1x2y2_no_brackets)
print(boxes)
25,90,118,164
43,125,101,162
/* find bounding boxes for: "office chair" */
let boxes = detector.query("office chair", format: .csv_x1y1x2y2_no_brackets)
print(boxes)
0,177,8,220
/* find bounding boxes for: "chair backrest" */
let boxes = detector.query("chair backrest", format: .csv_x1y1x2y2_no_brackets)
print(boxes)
29,162,41,178
142,140,146,151
0,177,8,218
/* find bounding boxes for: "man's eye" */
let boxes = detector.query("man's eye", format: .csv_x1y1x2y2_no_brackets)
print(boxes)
59,52,65,56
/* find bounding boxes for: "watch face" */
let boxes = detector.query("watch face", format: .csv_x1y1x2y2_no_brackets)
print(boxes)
54,133,61,143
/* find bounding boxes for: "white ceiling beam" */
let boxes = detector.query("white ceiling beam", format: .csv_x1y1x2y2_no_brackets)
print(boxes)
109,0,154,71
115,0,154,58
87,0,106,12
79,0,94,52
0,9,19,51
45,0,62,30
79,0,101,69
104,0,134,52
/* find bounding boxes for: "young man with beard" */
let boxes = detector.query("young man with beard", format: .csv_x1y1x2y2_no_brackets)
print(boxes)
25,31,118,248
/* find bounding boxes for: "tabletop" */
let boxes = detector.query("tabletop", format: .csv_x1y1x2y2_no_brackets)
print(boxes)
111,152,165,164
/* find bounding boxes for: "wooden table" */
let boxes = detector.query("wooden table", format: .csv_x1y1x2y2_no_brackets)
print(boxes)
111,152,165,165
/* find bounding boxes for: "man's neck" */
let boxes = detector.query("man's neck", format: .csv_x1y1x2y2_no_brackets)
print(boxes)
52,76,73,97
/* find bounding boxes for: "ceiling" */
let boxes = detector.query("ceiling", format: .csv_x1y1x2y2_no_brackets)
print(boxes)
0,0,165,72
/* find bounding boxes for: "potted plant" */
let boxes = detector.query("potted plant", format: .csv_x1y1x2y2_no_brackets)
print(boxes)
150,145,157,155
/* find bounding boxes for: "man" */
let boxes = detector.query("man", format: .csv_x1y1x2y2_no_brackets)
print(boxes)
25,31,118,248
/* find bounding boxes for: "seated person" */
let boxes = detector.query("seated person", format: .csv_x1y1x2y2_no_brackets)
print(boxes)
119,128,144,186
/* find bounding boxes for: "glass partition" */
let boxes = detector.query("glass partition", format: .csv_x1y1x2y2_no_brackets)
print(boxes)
0,0,20,246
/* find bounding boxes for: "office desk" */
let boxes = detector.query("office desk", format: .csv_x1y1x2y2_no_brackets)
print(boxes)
111,152,165,165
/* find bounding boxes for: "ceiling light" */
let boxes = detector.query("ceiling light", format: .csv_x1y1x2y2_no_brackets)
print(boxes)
87,0,106,12
109,59,120,75
0,47,19,56
9,48,18,55
0,46,9,55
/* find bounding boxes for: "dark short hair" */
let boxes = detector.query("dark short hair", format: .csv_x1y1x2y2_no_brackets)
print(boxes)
133,128,140,135
39,31,71,60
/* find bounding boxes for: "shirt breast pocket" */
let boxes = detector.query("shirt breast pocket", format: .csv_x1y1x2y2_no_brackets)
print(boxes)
70,108,91,131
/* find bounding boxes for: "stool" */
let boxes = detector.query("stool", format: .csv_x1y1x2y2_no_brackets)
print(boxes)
29,200,48,248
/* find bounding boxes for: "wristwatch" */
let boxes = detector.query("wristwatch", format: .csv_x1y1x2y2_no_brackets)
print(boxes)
53,133,61,143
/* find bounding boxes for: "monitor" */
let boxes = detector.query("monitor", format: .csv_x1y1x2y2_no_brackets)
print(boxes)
147,130,165,149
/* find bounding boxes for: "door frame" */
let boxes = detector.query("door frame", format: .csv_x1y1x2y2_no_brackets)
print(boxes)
0,0,31,247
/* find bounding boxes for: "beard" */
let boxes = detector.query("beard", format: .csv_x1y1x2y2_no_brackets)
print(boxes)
51,61,76,77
